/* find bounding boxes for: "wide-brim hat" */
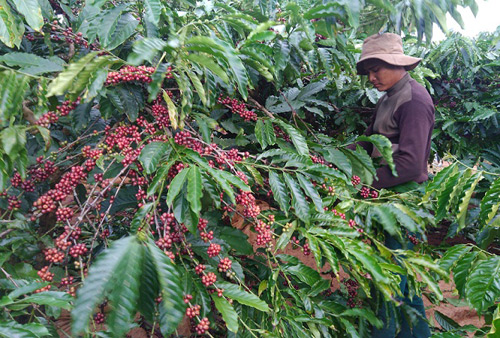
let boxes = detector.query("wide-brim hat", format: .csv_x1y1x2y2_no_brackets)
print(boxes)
356,33,422,75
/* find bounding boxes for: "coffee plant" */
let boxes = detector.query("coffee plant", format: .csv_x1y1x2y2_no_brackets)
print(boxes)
0,0,498,337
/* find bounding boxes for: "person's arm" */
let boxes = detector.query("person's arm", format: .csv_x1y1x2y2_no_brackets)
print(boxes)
371,100,434,189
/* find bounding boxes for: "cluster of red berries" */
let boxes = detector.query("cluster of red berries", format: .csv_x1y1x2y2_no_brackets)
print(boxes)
217,95,258,121
30,158,56,182
7,196,21,210
273,126,291,142
168,162,188,179
121,147,143,167
351,175,361,186
10,173,23,187
235,171,249,184
174,131,203,153
195,264,206,275
236,190,261,218
38,266,54,282
44,248,65,263
105,66,155,85
343,279,360,308
218,257,232,272
201,272,217,286
94,312,105,324
302,243,311,256
51,22,88,47
195,317,210,334
69,243,88,258
36,111,59,127
60,276,74,286
359,186,378,199
33,195,57,214
151,104,170,128
207,243,221,258
200,231,214,242
82,145,103,160
255,220,272,246
310,155,326,165
56,207,74,222
156,235,173,250
57,98,80,116
186,304,201,319
408,233,420,245
104,125,142,151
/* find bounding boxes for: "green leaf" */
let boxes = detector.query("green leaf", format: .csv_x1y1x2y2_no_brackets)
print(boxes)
211,294,239,333
264,119,276,146
457,172,482,231
139,141,170,175
163,89,178,129
480,177,500,226
283,260,322,286
186,36,249,99
283,172,310,223
13,0,44,30
368,205,399,237
435,170,463,221
0,53,64,75
0,0,24,48
303,2,343,20
98,5,128,48
488,303,500,338
0,322,48,338
318,241,339,275
439,244,472,271
217,170,250,192
0,70,30,123
166,167,189,207
269,171,290,216
275,120,309,156
423,163,458,202
255,119,267,149
434,310,460,332
130,202,153,233
146,239,185,335
144,0,163,26
21,291,73,309
137,247,159,321
186,70,207,106
72,236,137,335
296,173,323,213
49,53,116,97
128,38,167,65
356,134,396,176
216,281,269,312
346,241,389,284
465,255,500,314
105,13,139,50
107,84,144,122
186,53,229,83
187,166,202,219
1,126,25,158
106,240,143,336
47,52,96,96
452,251,479,297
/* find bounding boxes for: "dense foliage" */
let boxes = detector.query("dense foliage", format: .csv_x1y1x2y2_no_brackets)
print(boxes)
0,0,499,337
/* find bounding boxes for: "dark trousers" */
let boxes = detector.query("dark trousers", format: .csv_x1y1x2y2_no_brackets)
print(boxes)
371,235,431,338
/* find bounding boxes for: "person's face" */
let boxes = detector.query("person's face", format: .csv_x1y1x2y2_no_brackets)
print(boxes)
364,59,405,92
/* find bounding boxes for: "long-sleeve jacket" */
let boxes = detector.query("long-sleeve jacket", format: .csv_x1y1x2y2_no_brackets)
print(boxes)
353,73,435,189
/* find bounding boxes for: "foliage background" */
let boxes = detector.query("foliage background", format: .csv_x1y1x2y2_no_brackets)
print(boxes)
0,0,499,337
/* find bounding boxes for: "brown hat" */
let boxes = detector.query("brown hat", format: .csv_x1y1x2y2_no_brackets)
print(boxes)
356,33,421,75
